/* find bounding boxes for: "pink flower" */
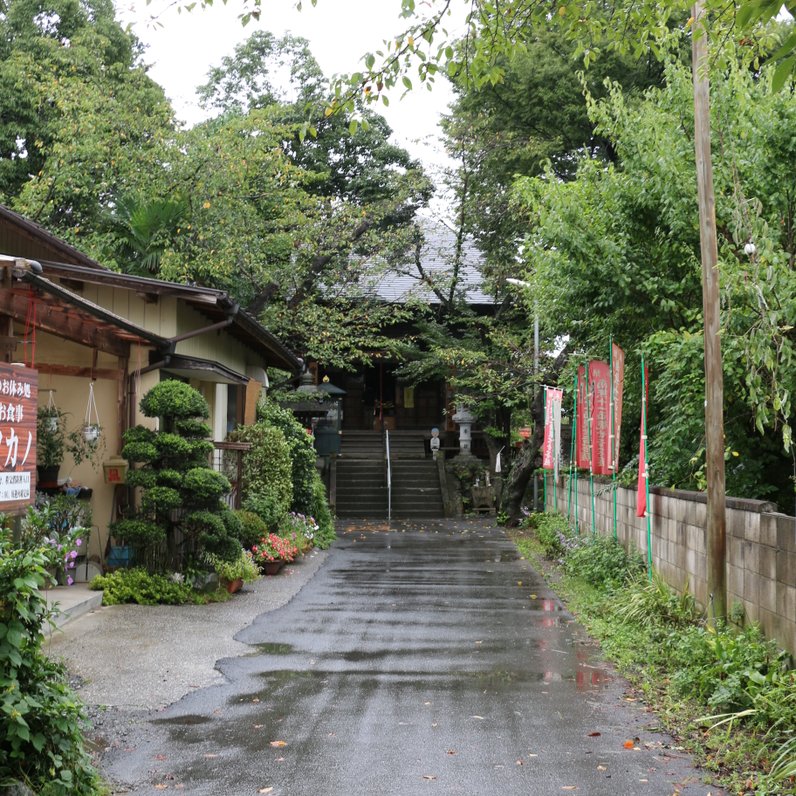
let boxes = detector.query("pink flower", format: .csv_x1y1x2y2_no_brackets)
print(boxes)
67,577,74,586
76,538,82,546
70,550,78,559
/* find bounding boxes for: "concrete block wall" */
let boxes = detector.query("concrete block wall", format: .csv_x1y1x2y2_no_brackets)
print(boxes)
545,474,796,658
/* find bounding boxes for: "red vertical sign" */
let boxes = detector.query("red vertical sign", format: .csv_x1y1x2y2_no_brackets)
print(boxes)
611,342,625,473
589,360,611,476
575,365,590,469
636,363,650,517
542,387,563,472
0,363,38,514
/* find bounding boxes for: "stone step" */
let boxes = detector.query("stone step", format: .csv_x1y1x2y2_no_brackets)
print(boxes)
44,583,103,631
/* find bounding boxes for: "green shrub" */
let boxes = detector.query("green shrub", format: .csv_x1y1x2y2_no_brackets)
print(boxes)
670,624,792,717
233,509,268,548
175,418,212,437
141,485,182,515
124,468,158,489
90,568,197,605
0,536,102,793
613,569,699,628
121,439,158,463
258,401,317,514
310,475,336,548
109,518,165,547
140,379,209,420
204,548,260,583
120,381,239,573
182,467,231,504
154,432,192,460
564,534,644,590
184,510,239,562
229,422,293,529
527,512,575,559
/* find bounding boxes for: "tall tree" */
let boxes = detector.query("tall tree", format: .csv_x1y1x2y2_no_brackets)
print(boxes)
0,0,174,239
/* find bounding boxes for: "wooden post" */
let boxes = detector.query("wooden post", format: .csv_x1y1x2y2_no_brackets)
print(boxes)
692,0,727,623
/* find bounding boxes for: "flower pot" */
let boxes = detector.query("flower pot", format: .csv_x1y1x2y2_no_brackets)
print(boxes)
37,464,60,487
261,560,284,576
223,577,244,594
82,424,100,443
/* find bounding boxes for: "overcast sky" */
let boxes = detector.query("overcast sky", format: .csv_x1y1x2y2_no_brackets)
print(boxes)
116,0,460,180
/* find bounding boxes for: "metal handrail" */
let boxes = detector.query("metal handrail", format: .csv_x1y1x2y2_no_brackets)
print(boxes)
385,429,392,521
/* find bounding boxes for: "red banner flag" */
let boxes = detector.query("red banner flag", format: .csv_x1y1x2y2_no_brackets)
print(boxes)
576,365,590,468
611,342,625,473
542,387,563,475
636,362,650,517
589,360,612,476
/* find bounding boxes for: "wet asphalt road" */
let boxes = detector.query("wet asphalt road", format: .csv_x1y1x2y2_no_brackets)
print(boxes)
102,519,720,795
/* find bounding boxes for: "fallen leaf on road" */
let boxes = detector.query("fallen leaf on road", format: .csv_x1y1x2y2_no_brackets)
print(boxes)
258,788,274,794
203,753,219,759
587,732,601,737
154,786,168,791
446,750,457,755
270,740,288,748
424,701,432,705
252,698,261,703
597,765,607,771
422,775,437,780
516,760,524,766
623,740,635,749
470,715,485,720
154,755,167,761
517,581,523,586
254,724,264,729
561,787,578,791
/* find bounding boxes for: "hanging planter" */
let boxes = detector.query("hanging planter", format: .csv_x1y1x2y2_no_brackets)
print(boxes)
66,381,105,468
82,424,100,443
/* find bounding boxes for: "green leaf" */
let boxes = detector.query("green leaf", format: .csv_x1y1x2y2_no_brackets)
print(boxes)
771,55,796,93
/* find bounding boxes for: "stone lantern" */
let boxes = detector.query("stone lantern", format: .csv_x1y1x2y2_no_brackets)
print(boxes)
452,405,476,456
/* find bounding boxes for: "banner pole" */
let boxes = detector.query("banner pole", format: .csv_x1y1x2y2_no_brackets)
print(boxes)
552,395,558,511
567,373,577,525
586,361,596,534
642,356,653,578
542,467,547,510
610,338,618,539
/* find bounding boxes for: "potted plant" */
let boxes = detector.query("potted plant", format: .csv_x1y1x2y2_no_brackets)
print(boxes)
279,512,318,555
251,533,299,575
67,423,105,469
204,548,259,593
36,405,66,485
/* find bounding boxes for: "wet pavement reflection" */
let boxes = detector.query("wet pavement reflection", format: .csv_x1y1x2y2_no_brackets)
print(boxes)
104,518,721,795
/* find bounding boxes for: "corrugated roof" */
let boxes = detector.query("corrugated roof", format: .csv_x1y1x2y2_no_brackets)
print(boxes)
368,218,495,305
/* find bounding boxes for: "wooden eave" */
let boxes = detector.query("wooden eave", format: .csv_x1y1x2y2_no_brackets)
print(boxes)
1,260,168,359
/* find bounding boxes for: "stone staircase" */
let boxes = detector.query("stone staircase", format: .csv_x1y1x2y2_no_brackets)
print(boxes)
334,430,444,519
390,459,445,518
335,431,387,518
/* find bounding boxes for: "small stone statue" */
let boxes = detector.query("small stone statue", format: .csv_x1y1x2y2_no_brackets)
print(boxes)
430,427,441,459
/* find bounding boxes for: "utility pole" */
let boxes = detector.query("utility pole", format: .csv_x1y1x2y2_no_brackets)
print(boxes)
692,0,727,624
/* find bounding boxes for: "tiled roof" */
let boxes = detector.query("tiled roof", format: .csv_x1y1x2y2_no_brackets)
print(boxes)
368,218,494,305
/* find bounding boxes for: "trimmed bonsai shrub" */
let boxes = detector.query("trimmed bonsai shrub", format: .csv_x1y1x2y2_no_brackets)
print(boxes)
118,380,237,572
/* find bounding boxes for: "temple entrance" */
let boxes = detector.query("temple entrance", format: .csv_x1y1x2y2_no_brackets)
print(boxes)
335,365,444,431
